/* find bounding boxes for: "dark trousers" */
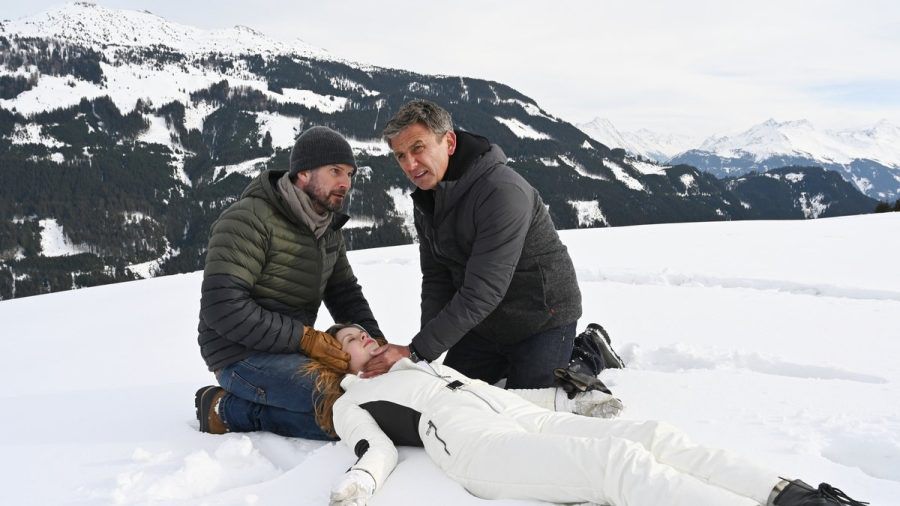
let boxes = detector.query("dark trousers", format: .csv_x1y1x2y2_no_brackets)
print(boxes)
443,322,576,389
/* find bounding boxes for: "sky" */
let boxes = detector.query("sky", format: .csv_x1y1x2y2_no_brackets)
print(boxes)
2,0,900,140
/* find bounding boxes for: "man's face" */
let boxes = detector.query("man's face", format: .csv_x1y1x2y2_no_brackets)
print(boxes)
389,122,456,191
296,163,355,213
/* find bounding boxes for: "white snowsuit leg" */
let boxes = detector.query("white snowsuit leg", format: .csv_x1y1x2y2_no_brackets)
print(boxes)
513,408,780,504
421,385,778,505
438,425,760,506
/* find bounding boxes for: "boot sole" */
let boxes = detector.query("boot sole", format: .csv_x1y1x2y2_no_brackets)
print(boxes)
195,385,221,433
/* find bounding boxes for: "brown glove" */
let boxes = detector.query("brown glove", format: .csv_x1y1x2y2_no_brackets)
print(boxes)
300,326,350,372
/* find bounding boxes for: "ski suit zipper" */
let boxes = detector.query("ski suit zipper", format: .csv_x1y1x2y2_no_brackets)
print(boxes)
426,420,451,455
409,363,502,414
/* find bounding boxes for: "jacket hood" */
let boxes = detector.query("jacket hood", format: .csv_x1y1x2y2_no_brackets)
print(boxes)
411,132,507,217
444,130,492,182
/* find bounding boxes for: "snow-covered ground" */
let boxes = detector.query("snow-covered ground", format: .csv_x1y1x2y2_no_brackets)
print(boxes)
1,214,898,505
602,159,645,192
38,217,92,257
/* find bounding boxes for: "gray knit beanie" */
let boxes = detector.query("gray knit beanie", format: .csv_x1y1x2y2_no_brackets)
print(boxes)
289,126,357,177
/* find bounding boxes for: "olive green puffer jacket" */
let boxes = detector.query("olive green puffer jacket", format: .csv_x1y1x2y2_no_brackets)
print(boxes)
197,170,382,371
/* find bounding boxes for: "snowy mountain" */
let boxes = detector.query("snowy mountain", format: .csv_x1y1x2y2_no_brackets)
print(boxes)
671,119,900,201
726,166,878,219
0,3,880,300
577,117,697,163
2,1,329,58
697,119,900,166
3,214,899,505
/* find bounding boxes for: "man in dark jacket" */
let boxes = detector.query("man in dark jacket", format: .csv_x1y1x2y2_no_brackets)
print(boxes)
362,100,581,388
195,126,384,439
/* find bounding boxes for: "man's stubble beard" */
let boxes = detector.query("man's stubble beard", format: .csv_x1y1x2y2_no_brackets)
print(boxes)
304,173,346,213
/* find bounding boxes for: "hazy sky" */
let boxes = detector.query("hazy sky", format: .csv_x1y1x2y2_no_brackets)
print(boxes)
3,0,899,139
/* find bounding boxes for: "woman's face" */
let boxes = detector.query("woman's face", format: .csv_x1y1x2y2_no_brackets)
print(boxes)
335,326,380,373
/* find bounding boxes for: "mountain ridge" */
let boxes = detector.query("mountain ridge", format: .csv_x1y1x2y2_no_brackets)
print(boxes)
2,1,329,58
0,3,880,300
579,116,900,201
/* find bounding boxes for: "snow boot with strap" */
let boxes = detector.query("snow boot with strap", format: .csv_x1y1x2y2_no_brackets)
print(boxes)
773,479,868,506
554,323,624,398
582,323,625,369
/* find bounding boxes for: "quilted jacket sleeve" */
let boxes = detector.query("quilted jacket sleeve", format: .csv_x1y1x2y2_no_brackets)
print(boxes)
411,182,533,360
199,205,303,353
416,216,456,331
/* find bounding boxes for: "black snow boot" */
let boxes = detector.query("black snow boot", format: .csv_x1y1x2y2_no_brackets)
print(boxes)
554,323,624,398
773,479,868,506
582,323,625,369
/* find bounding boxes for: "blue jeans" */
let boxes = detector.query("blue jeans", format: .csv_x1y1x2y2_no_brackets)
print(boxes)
443,322,576,389
215,352,334,440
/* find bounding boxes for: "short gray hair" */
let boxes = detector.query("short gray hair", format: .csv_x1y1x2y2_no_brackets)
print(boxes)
382,99,453,146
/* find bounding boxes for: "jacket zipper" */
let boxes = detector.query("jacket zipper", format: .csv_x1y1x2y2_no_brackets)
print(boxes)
426,420,451,455
408,364,502,414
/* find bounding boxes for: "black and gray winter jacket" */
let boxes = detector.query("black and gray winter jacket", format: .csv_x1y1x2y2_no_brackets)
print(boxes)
197,169,383,371
410,131,582,360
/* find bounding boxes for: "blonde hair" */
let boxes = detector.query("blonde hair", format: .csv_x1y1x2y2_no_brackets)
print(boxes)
301,323,364,436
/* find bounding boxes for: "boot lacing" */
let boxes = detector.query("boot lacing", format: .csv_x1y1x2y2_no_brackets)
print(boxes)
817,483,868,506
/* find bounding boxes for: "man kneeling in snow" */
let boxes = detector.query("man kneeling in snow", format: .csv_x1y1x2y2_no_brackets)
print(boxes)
361,99,583,389
194,126,384,439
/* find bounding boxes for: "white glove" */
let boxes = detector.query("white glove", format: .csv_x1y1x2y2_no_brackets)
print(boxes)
556,388,624,418
329,469,376,506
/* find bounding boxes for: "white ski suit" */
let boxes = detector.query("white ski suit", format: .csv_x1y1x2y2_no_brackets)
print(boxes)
333,359,781,506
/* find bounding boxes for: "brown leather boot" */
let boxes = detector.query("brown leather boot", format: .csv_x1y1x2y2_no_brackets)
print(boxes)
195,386,228,434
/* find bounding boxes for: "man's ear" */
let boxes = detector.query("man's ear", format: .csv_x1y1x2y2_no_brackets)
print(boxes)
446,130,457,155
294,170,310,189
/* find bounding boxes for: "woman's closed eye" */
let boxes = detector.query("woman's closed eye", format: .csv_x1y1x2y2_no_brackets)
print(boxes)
342,333,363,346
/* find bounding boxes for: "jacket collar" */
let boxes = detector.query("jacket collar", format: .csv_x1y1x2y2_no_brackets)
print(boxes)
339,358,421,390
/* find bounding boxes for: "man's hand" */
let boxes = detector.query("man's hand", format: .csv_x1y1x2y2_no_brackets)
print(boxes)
360,344,410,378
300,326,350,372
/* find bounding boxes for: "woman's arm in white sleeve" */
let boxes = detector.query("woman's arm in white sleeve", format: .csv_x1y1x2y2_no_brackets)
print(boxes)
332,395,399,489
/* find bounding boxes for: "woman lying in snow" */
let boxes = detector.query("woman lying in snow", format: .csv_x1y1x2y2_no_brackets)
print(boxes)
312,323,867,506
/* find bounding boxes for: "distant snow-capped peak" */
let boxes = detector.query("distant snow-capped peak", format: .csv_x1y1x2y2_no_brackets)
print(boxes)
577,117,697,162
845,119,900,145
577,118,630,150
697,118,900,167
2,1,329,58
